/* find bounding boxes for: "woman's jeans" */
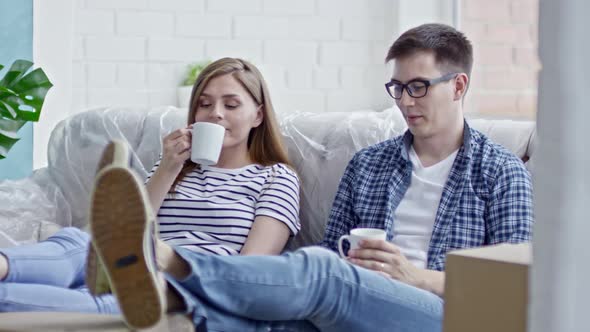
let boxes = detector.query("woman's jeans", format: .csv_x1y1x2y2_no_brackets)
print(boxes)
0,227,443,332
168,246,444,332
0,227,119,313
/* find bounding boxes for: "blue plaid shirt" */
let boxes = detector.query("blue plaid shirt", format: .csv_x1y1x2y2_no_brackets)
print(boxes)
320,122,533,271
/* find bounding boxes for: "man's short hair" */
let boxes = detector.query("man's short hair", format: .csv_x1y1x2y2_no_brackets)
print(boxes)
386,23,473,78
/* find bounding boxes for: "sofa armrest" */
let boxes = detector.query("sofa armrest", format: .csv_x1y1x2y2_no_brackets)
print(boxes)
0,169,69,244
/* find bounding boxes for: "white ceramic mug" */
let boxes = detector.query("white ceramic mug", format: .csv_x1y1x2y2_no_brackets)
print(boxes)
191,122,225,165
338,228,387,258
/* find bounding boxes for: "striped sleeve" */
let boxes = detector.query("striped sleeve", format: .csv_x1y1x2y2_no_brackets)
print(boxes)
255,164,301,235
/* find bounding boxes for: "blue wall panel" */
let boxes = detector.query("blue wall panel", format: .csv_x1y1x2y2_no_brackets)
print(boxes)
0,0,34,180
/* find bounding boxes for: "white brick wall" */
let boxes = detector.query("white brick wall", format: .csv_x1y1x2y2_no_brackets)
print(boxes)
176,14,232,38
264,41,317,64
87,63,116,87
118,63,146,87
262,0,315,16
288,17,340,40
148,0,203,11
314,67,339,89
76,10,114,34
205,40,263,63
286,65,313,89
147,38,205,61
234,17,290,39
86,37,145,60
87,0,147,10
117,12,175,36
320,42,375,65
207,0,262,14
73,0,397,113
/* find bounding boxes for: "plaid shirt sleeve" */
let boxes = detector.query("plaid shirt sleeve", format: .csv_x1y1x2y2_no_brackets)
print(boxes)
486,157,534,244
320,155,359,252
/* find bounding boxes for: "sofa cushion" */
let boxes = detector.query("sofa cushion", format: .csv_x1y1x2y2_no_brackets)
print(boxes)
467,118,536,161
46,106,185,228
282,108,406,249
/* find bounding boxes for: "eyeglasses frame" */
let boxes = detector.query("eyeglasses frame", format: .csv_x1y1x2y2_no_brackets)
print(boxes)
384,72,460,100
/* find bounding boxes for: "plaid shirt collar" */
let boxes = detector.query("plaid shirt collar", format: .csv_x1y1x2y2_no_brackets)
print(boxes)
399,120,473,163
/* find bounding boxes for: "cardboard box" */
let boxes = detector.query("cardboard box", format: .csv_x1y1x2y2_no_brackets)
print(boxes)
443,243,531,332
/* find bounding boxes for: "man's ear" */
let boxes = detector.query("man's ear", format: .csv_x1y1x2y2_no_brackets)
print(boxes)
454,73,469,101
253,105,264,128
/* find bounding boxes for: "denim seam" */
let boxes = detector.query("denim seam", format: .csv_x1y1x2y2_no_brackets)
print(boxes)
0,299,75,310
5,247,87,282
195,272,441,316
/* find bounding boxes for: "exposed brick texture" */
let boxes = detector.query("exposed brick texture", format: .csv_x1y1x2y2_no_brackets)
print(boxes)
462,0,539,119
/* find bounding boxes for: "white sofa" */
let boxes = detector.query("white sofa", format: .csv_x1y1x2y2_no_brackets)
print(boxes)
0,106,536,331
0,105,537,248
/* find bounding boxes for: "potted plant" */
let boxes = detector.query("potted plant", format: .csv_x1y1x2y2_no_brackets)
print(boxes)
177,60,211,108
0,60,53,159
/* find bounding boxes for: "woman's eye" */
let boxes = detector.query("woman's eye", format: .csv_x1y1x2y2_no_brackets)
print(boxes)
199,103,211,108
226,104,239,109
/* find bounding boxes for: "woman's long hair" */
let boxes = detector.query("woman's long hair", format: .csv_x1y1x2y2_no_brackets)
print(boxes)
172,57,292,188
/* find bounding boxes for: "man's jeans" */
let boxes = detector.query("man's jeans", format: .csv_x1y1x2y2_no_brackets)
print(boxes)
170,246,443,332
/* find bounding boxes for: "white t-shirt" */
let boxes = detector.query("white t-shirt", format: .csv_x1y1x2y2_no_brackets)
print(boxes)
392,146,458,269
147,161,300,256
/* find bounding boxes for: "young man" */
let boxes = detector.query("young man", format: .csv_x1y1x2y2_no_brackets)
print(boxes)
92,23,533,332
321,22,533,297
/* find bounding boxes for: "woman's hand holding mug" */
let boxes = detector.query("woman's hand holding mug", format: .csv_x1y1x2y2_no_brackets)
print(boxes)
159,126,193,176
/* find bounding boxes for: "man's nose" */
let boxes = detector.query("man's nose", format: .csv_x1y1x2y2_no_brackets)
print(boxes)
399,88,415,107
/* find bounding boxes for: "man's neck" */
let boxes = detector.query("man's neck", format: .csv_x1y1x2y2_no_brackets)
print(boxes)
412,120,464,168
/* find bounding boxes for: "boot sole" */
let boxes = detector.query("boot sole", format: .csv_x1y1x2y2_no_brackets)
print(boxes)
87,139,130,296
90,167,163,329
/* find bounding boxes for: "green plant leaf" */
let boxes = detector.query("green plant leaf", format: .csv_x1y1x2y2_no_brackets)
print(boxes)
0,60,33,88
0,59,53,159
0,100,17,118
0,63,53,123
0,117,25,160
0,86,17,95
0,117,26,133
182,60,211,86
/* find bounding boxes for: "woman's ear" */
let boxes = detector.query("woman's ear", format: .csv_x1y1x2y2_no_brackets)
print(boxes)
454,73,469,101
252,105,264,128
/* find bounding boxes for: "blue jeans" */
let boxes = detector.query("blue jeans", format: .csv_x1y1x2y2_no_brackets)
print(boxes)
169,246,443,332
0,227,119,313
1,228,443,331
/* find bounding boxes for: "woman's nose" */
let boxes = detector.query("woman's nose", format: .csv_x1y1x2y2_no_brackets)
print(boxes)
210,105,224,120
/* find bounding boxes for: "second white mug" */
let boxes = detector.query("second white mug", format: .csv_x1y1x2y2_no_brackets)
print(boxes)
191,122,226,165
338,228,386,258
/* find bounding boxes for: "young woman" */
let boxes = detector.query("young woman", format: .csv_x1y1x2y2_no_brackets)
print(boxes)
0,57,300,314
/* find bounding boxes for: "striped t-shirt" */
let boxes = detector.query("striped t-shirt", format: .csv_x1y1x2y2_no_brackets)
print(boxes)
147,160,300,256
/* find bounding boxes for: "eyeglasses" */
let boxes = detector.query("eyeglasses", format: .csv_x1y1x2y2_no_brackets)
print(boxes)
385,73,459,99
